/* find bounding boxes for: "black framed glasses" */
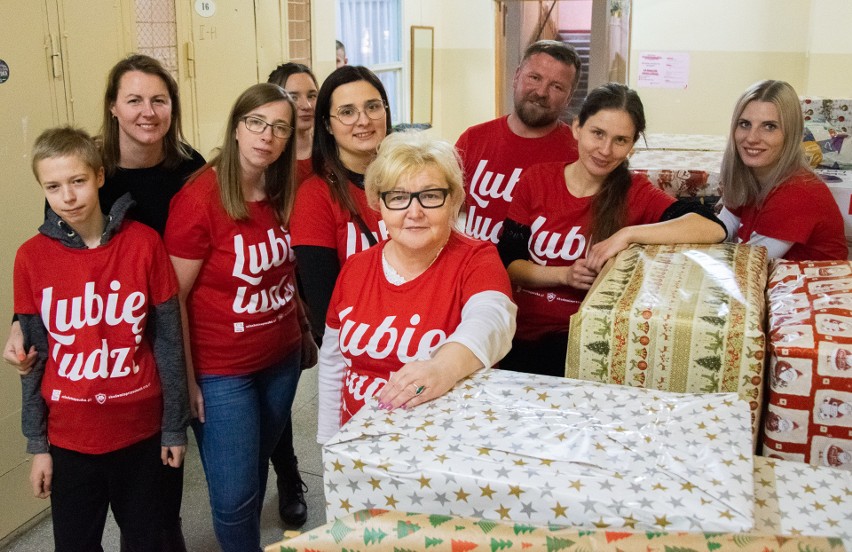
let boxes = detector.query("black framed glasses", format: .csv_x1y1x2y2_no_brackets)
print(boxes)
241,116,292,139
330,100,388,125
380,188,450,210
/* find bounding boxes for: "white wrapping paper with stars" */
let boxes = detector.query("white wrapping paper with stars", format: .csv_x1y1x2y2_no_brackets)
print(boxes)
323,369,756,532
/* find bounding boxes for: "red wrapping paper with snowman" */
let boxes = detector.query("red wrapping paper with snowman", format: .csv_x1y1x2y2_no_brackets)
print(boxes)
764,260,852,470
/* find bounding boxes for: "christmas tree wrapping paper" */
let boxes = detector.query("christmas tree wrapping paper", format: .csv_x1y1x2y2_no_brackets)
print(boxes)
323,369,756,533
753,456,852,548
277,509,845,552
764,260,852,468
565,243,768,444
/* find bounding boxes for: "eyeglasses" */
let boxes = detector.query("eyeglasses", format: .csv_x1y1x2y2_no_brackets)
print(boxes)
380,188,450,210
284,91,317,106
330,100,387,125
241,116,292,139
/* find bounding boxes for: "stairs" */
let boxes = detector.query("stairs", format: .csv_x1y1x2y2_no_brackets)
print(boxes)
559,30,590,123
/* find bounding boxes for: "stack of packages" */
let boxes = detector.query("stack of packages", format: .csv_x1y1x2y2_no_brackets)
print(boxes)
764,260,852,468
566,243,768,444
801,97,852,133
323,369,756,533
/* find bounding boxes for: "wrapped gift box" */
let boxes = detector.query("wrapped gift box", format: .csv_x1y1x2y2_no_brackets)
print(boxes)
764,260,852,466
817,169,852,259
628,149,723,199
323,369,756,533
566,243,768,443
754,456,852,548
278,509,843,552
802,97,852,133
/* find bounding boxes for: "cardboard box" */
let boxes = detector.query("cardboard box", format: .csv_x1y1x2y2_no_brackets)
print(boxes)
323,369,755,532
764,260,852,466
566,244,768,442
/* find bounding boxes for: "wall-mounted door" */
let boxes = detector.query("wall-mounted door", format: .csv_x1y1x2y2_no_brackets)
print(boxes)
185,1,289,157
0,0,129,539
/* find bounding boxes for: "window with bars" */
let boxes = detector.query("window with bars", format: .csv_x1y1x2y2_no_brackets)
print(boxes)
336,0,403,124
289,0,312,66
135,0,178,74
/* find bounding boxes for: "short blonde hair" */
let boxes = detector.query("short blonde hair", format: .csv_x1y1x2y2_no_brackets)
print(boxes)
32,126,103,180
365,131,465,219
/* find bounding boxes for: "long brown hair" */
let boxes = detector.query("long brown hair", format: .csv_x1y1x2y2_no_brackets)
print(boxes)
578,83,646,244
100,54,192,175
204,83,297,225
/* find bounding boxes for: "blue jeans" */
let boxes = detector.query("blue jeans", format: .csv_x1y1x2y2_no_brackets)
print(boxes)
192,350,300,552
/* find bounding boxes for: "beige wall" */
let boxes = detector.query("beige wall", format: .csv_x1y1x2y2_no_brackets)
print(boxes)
401,0,496,144
805,1,852,96
629,0,813,135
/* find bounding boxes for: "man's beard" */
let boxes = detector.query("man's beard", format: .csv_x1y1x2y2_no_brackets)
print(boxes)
514,95,560,128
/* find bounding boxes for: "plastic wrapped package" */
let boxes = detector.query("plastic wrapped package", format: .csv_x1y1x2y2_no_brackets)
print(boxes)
763,260,852,467
628,149,723,200
323,369,756,533
633,132,727,152
277,508,845,552
566,243,768,444
753,456,852,548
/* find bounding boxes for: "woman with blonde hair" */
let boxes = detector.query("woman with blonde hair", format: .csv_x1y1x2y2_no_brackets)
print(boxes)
165,83,315,552
316,131,516,443
718,79,845,260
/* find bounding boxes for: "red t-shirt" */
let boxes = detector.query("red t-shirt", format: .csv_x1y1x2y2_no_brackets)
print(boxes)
507,162,675,341
455,116,578,244
290,175,388,265
164,168,301,376
296,157,313,185
729,171,847,261
14,221,176,454
327,232,512,425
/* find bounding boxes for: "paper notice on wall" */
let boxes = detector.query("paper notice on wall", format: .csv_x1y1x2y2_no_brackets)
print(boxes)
638,52,690,89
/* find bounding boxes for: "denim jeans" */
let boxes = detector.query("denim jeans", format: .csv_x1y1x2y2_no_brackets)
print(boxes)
192,350,300,552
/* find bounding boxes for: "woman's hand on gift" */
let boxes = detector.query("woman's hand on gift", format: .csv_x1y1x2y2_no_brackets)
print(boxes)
563,259,598,290
586,228,633,273
378,343,480,411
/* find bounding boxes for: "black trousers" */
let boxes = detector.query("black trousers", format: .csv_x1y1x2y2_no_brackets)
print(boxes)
50,435,163,552
499,333,569,378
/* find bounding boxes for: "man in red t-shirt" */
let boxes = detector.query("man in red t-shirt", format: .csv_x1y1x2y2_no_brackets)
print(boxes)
456,39,582,244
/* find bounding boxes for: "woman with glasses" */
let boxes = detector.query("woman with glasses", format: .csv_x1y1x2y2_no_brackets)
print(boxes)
164,83,314,552
315,131,516,443
290,66,392,350
267,63,319,185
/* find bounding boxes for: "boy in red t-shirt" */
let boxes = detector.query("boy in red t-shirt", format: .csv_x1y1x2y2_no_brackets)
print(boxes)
13,127,189,552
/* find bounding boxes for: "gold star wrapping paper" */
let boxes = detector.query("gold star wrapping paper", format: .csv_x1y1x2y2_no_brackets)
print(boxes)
566,243,768,444
275,509,846,552
753,456,852,549
323,369,756,532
